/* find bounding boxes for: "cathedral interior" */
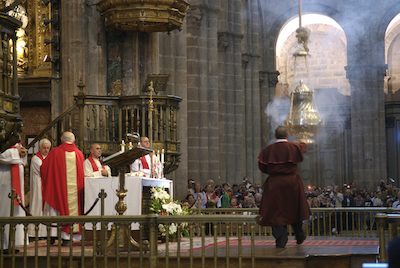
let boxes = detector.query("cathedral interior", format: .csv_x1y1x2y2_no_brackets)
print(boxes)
2,0,400,199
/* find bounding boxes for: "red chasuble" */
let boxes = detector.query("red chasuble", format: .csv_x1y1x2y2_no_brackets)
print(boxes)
41,142,85,234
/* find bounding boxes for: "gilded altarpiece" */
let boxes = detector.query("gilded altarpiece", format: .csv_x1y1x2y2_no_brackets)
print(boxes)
26,0,52,77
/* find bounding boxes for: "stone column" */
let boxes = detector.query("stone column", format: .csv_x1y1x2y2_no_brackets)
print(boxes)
345,64,387,190
59,0,87,111
241,0,262,182
87,1,107,95
186,1,220,184
158,27,188,198
217,0,246,183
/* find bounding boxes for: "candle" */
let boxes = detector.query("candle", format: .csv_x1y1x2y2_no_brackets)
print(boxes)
161,149,164,164
157,149,160,162
121,140,125,152
128,141,133,150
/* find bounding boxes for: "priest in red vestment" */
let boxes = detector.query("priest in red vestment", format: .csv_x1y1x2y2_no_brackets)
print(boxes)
40,131,85,243
257,126,310,248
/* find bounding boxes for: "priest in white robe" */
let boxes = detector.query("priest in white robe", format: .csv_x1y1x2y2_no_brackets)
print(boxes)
0,143,28,252
130,136,162,178
83,143,111,177
28,138,51,239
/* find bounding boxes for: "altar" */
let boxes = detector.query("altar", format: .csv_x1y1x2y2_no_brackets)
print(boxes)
84,176,173,230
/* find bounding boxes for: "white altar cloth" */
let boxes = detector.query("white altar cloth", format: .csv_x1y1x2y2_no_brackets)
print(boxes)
84,176,173,230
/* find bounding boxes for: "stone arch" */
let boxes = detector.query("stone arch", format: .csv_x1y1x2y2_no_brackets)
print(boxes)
276,23,350,97
380,5,400,94
378,2,400,41
387,32,400,94
262,4,344,71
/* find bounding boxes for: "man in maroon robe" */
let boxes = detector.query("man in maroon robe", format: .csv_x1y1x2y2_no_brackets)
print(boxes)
258,126,310,248
41,131,85,243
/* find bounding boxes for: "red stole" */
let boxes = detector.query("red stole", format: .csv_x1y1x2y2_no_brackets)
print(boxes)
35,152,44,161
141,155,150,170
10,144,23,206
87,155,104,171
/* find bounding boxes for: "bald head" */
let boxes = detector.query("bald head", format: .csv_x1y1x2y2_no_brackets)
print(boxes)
90,143,102,158
61,132,75,143
275,126,288,139
140,136,150,148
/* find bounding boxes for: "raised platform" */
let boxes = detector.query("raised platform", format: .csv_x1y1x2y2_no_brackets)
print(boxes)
3,236,379,268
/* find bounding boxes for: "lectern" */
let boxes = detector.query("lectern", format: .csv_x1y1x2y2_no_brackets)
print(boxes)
102,143,152,250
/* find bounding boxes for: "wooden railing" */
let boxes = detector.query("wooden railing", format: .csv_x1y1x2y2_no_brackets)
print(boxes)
25,92,182,174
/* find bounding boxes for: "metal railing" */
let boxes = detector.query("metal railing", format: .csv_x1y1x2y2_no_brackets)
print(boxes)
0,214,258,268
375,213,400,262
200,207,400,238
0,207,397,268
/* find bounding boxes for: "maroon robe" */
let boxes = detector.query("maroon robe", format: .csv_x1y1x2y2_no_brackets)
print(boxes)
258,140,310,226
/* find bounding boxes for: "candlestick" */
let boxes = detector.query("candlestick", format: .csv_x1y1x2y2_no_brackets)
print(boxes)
161,149,164,164
151,152,156,178
157,150,160,162
128,141,133,150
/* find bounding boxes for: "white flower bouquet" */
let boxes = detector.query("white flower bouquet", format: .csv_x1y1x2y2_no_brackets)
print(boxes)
150,186,190,238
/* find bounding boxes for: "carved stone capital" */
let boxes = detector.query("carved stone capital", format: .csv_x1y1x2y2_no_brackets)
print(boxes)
218,32,229,51
242,53,250,64
187,8,202,28
260,70,280,87
345,65,388,86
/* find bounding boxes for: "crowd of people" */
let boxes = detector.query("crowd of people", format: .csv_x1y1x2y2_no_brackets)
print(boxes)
305,180,400,209
184,178,400,211
184,176,263,210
